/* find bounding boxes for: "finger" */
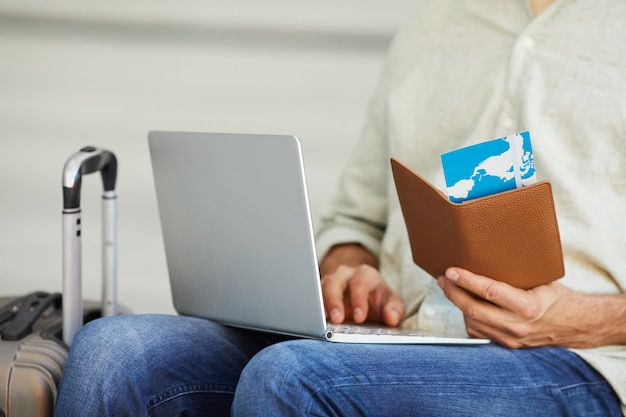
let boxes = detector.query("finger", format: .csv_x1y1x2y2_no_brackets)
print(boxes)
439,283,522,346
438,275,519,334
462,324,521,347
347,265,382,323
439,275,540,347
347,265,406,325
443,268,529,313
463,318,527,349
463,325,492,342
321,265,355,323
438,274,507,319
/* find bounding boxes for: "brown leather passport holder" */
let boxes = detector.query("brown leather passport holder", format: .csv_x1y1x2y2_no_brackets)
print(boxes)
390,158,564,289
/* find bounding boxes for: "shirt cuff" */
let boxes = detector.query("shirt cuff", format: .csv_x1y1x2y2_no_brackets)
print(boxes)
315,225,382,264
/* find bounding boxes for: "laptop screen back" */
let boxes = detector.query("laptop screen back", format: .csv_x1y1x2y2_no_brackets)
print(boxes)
148,131,327,338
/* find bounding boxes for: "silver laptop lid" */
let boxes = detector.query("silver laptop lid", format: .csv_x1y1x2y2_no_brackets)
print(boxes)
148,131,328,338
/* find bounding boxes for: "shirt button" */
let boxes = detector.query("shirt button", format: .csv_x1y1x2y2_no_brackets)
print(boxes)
423,307,436,317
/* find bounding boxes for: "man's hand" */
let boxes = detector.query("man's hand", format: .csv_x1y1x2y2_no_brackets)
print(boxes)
438,267,626,348
319,244,405,326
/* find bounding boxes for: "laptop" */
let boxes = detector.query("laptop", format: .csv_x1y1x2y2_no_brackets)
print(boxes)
148,131,488,345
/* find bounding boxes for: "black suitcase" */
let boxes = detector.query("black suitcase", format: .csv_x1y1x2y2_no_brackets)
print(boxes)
0,146,123,417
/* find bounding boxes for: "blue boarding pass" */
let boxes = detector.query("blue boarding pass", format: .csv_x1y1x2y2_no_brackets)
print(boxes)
440,131,537,203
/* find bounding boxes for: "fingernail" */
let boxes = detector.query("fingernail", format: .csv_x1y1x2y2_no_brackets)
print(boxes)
446,269,460,281
390,308,401,324
330,308,341,322
353,307,363,321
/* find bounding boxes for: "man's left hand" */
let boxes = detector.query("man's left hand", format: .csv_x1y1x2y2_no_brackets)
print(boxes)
438,267,626,348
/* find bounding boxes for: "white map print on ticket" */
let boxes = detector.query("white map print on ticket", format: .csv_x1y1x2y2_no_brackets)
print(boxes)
440,131,537,203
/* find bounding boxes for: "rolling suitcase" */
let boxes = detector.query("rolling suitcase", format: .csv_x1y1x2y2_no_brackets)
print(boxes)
0,146,122,417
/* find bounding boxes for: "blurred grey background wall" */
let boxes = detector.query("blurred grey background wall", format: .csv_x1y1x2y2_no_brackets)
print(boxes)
0,0,415,314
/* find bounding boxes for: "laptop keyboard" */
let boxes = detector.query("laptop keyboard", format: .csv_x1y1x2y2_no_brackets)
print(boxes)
325,323,490,344
327,323,412,336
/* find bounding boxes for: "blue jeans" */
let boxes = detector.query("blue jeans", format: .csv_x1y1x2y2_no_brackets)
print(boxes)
55,314,621,416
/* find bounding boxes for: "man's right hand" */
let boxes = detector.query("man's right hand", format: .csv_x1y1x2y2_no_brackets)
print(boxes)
319,244,405,327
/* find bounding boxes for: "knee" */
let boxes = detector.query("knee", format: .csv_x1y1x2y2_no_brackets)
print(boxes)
71,315,144,354
58,315,180,415
233,341,321,416
70,315,130,353
66,316,150,381
68,314,196,381
239,341,304,383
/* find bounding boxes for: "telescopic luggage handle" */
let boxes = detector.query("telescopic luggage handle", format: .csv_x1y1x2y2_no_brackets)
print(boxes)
62,146,118,345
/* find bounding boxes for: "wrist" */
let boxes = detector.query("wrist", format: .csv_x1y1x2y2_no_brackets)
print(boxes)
589,293,626,346
319,244,379,277
563,290,626,348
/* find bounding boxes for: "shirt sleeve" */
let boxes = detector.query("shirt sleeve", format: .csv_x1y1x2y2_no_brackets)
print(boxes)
314,69,392,262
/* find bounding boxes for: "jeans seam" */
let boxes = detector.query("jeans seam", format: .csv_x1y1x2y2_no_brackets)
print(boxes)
146,383,235,412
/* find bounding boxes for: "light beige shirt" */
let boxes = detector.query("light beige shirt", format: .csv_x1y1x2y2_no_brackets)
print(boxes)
316,0,626,410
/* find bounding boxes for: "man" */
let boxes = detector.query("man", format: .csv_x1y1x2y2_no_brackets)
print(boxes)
56,0,626,415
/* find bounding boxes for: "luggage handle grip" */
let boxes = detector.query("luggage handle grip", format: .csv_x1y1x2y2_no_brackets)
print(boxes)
63,146,117,210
